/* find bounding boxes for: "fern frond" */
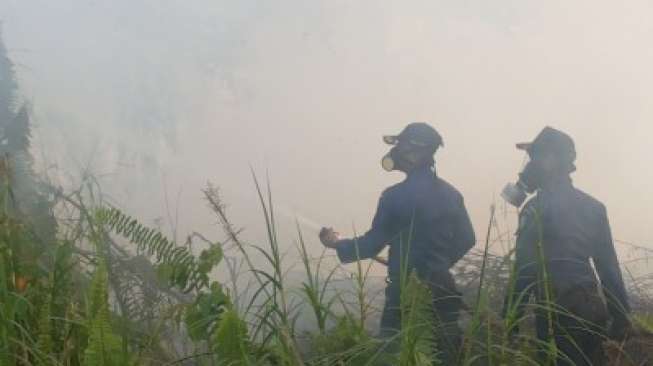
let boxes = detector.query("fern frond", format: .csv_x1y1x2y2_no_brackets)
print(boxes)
87,261,109,320
36,292,54,358
84,262,125,366
96,207,222,293
84,305,123,366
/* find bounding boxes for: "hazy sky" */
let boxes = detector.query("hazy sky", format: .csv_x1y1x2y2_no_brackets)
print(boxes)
1,1,651,264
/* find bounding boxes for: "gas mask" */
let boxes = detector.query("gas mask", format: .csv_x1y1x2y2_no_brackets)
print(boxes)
381,145,421,172
381,148,397,172
381,154,395,172
501,158,542,207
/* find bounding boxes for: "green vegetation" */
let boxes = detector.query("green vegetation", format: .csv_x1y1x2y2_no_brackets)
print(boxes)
0,31,651,366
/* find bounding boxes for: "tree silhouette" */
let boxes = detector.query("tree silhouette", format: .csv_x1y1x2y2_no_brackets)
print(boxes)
0,28,56,247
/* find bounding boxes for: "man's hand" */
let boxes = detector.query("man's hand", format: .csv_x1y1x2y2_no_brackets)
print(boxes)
319,227,340,249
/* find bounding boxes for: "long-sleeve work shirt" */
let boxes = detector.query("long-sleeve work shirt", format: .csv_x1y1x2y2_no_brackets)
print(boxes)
505,177,630,318
335,166,476,283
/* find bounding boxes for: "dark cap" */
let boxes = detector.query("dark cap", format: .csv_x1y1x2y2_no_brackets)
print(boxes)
383,122,444,150
517,126,576,162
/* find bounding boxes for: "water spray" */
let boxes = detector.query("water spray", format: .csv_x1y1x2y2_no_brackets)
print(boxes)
275,205,388,266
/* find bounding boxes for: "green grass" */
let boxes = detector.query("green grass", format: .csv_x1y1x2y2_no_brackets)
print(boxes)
0,170,651,365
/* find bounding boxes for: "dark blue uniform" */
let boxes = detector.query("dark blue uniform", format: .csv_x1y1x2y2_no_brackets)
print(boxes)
335,166,475,362
505,176,630,366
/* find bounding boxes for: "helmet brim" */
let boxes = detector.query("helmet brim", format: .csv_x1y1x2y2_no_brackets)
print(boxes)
516,142,532,151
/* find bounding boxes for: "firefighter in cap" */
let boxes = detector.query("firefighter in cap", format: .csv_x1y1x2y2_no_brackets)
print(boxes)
501,126,631,366
320,122,476,363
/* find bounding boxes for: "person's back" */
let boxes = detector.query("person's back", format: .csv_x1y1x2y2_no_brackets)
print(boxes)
502,127,630,366
515,180,617,295
377,170,473,283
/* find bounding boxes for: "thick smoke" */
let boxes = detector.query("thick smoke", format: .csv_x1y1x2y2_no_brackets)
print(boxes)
1,1,651,259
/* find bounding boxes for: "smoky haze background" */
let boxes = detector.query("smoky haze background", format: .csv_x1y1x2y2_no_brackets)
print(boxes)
1,1,651,266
